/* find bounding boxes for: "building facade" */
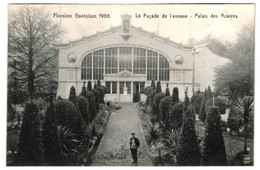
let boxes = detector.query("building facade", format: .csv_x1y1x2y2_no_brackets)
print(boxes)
55,14,229,102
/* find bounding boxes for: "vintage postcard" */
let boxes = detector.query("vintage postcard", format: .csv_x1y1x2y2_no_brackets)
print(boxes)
7,4,254,166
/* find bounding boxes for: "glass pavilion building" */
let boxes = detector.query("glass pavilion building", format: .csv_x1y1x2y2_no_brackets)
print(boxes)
55,14,229,102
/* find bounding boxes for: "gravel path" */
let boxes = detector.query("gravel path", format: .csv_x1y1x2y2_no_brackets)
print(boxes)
91,103,152,166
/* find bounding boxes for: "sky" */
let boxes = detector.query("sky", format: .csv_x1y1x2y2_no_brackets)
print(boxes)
9,4,255,45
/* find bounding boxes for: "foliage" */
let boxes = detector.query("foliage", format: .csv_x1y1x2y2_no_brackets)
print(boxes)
151,80,156,89
202,106,227,165
92,89,100,112
144,86,151,95
55,99,78,130
80,83,96,121
69,86,80,112
172,87,179,104
205,97,226,114
87,81,92,91
96,86,105,103
133,92,140,102
17,102,43,165
145,87,154,104
8,6,63,99
144,122,163,145
191,92,204,114
176,92,200,166
199,89,207,122
156,81,162,93
159,96,172,126
77,96,90,124
214,23,254,97
42,94,61,165
232,96,254,154
8,104,16,124
148,89,156,107
165,83,170,96
97,80,101,86
163,129,181,159
57,125,81,165
207,86,213,99
168,102,184,130
153,92,166,121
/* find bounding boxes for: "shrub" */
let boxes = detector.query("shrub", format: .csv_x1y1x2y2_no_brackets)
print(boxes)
148,89,156,107
153,92,166,121
96,86,105,103
168,102,184,130
69,86,80,112
191,92,204,114
144,86,151,95
87,81,92,91
227,104,243,132
145,87,154,104
176,92,200,166
156,81,162,94
97,79,101,86
165,83,170,96
169,87,179,109
17,102,43,165
133,92,140,102
42,95,61,165
202,106,227,165
144,122,163,145
55,100,78,130
92,89,100,112
77,96,90,124
207,85,213,99
199,89,207,122
151,80,156,89
205,97,226,114
159,96,172,126
80,84,96,121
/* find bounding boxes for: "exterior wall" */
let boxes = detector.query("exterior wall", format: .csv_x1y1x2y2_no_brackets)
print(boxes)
56,24,229,101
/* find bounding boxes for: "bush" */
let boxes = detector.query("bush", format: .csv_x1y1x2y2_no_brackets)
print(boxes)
156,81,162,93
202,106,227,165
96,86,105,103
144,86,151,95
17,102,43,165
165,83,170,96
205,97,226,114
168,102,184,130
92,89,100,112
80,90,96,121
159,96,172,126
77,96,90,124
227,103,243,132
133,92,140,102
153,92,166,121
191,92,204,114
69,86,80,112
176,92,201,166
145,87,154,104
42,96,61,165
199,89,207,122
148,89,156,107
55,100,78,129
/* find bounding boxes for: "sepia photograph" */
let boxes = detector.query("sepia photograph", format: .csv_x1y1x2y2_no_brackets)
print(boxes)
6,3,254,166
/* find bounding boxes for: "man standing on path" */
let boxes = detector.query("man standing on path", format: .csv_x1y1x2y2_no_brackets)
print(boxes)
129,132,140,164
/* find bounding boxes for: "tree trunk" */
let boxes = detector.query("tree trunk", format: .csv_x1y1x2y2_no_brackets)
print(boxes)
28,49,35,100
244,122,248,154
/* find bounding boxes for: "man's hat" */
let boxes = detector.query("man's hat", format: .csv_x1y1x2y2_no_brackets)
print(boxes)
131,133,135,135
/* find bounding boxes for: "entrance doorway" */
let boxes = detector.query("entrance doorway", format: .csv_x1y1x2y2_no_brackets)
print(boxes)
119,81,131,102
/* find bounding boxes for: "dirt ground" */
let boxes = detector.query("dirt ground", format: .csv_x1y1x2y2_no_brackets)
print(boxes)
91,103,152,166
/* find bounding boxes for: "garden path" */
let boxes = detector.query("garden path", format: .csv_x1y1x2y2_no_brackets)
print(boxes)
91,103,152,166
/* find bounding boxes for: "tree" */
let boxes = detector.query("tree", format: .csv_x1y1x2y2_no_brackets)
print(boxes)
232,96,254,154
8,6,63,99
97,79,101,86
151,80,156,89
69,86,79,112
202,106,227,165
172,87,179,104
87,81,92,91
168,102,184,130
77,95,90,124
214,22,254,97
199,89,207,122
156,81,162,93
17,102,43,165
191,92,204,114
159,96,172,126
207,86,213,99
176,90,201,165
42,92,61,165
152,92,166,122
165,82,170,96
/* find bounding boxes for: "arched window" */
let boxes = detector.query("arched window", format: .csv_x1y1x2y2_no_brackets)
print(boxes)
81,46,169,81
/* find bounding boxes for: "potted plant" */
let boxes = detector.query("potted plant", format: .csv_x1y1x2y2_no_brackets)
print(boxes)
232,96,254,165
220,120,227,131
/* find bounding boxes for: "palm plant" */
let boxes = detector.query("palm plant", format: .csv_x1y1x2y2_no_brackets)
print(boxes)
151,139,169,165
232,96,254,154
57,125,81,165
144,122,163,145
163,129,181,158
